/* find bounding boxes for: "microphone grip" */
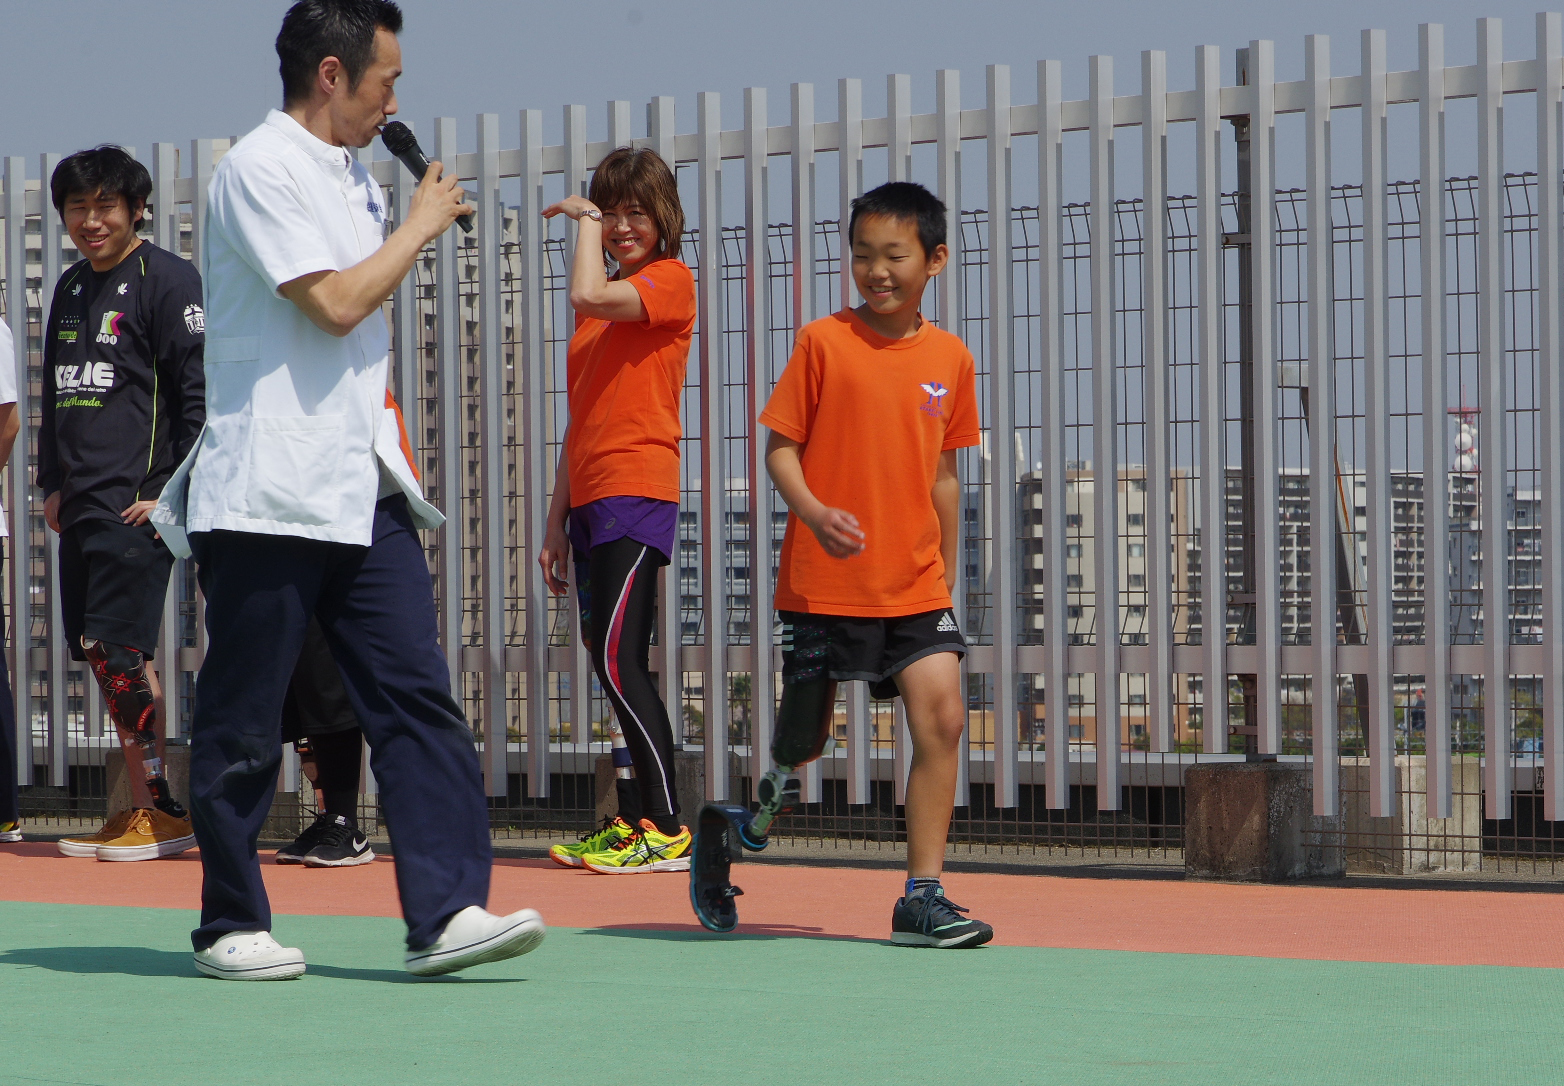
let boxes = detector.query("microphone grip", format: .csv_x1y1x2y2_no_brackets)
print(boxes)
395,150,475,234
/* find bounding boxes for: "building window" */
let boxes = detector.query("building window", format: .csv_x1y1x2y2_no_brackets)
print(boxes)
1127,544,1145,558
1066,544,1082,558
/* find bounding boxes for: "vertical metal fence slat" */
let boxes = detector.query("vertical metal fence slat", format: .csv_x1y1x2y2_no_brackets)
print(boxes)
838,78,863,313
433,118,464,704
40,152,65,787
1249,40,1283,755
1477,17,1511,820
649,97,675,164
937,68,971,806
744,87,783,799
1142,49,1173,754
1088,57,1120,809
1038,58,1070,806
1537,12,1564,823
608,100,631,148
1420,23,1453,818
518,109,551,799
1361,30,1395,817
153,144,181,738
3,157,28,789
986,63,1020,809
766,81,814,791
1305,36,1339,816
848,71,893,809
1196,45,1228,756
888,74,912,183
390,124,419,444
649,95,681,730
477,112,507,794
564,103,592,748
697,91,730,801
188,139,218,726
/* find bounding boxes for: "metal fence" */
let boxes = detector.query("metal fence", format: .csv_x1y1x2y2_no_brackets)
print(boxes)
7,14,1564,871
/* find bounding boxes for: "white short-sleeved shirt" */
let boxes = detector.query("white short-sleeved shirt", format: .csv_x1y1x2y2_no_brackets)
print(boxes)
151,109,441,558
0,318,17,539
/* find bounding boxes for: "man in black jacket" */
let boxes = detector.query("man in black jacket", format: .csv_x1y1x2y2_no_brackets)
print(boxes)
41,146,205,862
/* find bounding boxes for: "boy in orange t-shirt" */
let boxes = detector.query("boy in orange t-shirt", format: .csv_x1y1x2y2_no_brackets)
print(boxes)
691,182,993,948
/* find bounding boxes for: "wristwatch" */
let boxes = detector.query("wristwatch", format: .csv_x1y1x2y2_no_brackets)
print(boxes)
579,207,603,223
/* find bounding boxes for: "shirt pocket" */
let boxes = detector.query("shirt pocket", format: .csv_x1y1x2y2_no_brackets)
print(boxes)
244,415,344,526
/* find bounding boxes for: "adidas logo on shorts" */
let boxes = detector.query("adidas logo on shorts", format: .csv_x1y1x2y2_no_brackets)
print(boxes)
936,612,959,634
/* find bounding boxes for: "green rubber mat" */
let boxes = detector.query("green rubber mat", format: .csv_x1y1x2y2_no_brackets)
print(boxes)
1,900,1560,1085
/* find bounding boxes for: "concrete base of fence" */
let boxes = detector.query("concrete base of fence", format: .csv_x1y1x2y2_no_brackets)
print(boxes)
105,744,190,816
1341,755,1483,874
1184,761,1344,882
594,751,739,829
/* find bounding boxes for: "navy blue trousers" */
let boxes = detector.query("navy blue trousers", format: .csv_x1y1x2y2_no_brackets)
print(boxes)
188,497,492,951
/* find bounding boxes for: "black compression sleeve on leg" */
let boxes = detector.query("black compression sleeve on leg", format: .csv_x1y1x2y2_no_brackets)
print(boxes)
588,537,681,825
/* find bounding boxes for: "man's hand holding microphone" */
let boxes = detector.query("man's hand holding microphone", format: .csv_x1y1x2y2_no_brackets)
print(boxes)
278,123,474,339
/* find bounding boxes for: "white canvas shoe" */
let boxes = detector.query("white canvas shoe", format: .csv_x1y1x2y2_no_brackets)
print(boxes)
193,931,306,980
404,906,546,977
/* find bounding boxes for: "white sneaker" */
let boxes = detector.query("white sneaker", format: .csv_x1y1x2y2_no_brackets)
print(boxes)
193,931,306,981
0,822,20,843
404,906,546,977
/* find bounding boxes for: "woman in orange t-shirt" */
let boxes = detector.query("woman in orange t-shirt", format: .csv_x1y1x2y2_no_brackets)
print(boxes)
538,148,695,873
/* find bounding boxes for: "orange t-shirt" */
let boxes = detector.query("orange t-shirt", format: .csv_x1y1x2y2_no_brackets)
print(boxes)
759,309,980,617
565,259,695,505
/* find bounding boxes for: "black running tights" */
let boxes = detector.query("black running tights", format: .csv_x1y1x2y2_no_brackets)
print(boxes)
577,537,679,825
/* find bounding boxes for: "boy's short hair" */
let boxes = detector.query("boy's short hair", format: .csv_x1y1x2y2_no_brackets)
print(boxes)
276,0,404,107
589,147,685,263
848,181,946,257
50,147,152,229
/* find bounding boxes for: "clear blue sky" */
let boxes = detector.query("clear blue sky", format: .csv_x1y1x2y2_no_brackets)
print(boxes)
0,0,1554,164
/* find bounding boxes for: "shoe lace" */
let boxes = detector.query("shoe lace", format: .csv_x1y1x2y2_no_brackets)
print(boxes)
294,812,335,849
578,816,623,849
315,820,355,850
912,890,971,935
606,830,644,853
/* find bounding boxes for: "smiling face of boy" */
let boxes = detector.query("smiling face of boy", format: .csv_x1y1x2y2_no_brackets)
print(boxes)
849,213,949,329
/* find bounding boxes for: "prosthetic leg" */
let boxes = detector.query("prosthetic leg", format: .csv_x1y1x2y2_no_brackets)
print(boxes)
82,638,186,817
690,675,835,932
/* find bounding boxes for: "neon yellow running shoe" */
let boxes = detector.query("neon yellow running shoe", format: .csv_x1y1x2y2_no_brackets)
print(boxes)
583,820,692,874
549,816,636,869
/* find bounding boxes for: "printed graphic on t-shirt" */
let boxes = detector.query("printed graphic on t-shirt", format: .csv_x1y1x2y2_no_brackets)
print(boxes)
919,381,949,417
183,305,204,335
96,311,124,345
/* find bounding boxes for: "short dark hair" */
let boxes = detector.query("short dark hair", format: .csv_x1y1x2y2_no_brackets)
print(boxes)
588,147,685,263
847,181,947,257
50,146,152,229
276,0,403,107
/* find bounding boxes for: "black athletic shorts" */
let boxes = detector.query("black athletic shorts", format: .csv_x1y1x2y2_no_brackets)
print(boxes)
59,517,175,662
281,617,361,745
779,608,967,700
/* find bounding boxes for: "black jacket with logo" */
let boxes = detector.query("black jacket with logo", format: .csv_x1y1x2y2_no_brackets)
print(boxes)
39,242,206,530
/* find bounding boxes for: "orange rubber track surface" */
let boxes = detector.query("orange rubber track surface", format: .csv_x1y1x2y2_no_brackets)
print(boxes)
4,841,1562,967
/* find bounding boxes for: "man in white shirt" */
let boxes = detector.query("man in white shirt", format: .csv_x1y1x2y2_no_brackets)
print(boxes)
156,0,544,980
0,319,20,843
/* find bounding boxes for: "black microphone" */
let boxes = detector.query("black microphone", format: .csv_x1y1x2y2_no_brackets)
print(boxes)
381,121,474,234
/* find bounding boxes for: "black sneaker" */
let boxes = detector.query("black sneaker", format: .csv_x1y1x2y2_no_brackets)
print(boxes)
275,812,334,865
690,804,747,933
302,814,375,868
890,886,994,948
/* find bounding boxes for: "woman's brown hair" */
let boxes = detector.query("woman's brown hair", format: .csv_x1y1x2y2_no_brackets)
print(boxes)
588,146,684,263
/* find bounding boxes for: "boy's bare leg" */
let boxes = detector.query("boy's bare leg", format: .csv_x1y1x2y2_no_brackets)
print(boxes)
894,651,965,879
113,662,164,809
